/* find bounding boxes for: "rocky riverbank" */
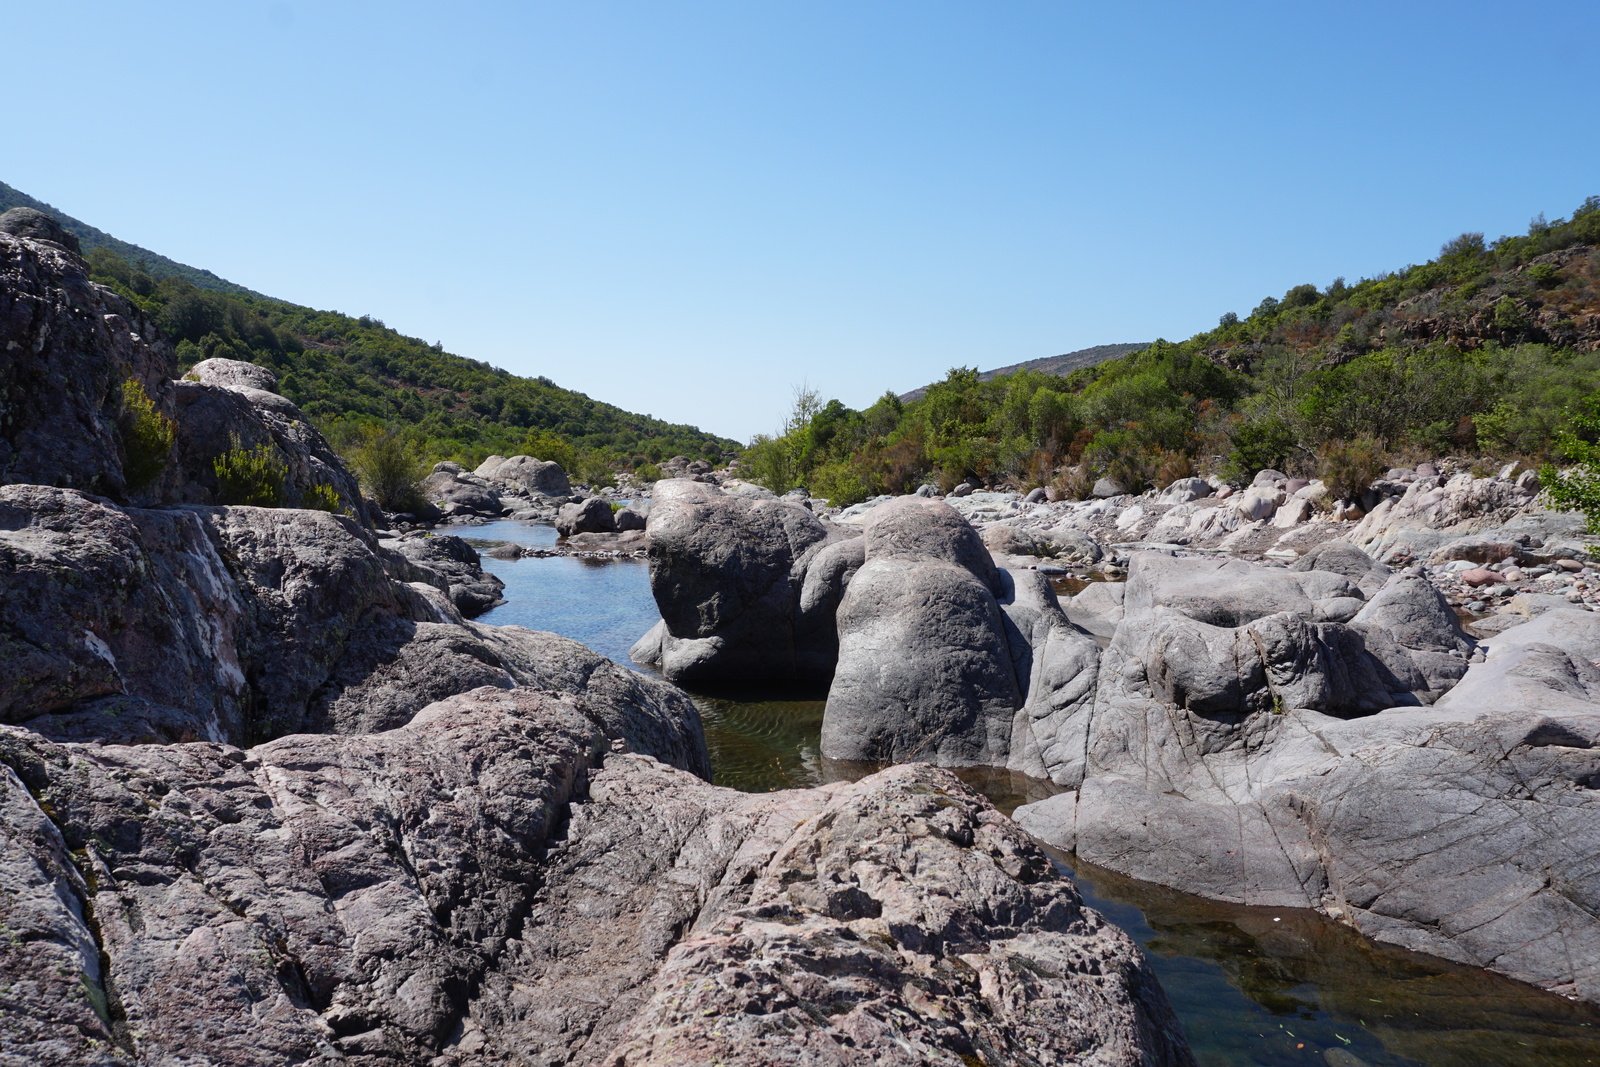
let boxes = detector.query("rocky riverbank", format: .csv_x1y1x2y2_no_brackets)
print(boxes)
0,208,1195,1064
632,471,1600,1006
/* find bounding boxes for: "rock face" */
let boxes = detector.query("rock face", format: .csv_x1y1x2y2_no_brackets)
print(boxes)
0,230,172,499
1013,550,1600,1005
556,495,616,536
0,693,1192,1067
0,482,704,762
631,479,860,683
379,530,506,617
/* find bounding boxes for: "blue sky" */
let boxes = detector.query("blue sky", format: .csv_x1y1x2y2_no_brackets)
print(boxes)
6,1,1598,442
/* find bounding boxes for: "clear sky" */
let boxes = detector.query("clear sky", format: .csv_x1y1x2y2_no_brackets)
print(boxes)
6,1,1598,442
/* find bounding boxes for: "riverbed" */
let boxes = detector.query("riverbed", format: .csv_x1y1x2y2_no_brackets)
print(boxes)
460,521,1600,1067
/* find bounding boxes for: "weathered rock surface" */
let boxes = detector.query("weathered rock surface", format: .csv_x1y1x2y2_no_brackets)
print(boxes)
421,467,504,517
0,483,704,765
556,495,616,536
0,231,172,499
631,479,858,683
1013,547,1600,1005
167,359,368,515
379,530,506,617
0,695,1192,1067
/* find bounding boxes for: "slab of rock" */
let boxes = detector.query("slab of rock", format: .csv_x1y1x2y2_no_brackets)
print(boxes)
1013,548,1600,1006
0,699,1193,1066
421,468,504,517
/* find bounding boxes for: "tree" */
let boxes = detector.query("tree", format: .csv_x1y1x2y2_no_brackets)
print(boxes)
1541,393,1600,533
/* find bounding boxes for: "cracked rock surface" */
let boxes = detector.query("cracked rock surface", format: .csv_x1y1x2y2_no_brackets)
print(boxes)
0,691,1192,1067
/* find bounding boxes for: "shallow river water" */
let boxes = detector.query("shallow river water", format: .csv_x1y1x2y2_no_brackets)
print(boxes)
460,521,1600,1067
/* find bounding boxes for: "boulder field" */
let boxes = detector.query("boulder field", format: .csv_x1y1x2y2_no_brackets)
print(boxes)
634,477,1600,1005
0,214,1193,1064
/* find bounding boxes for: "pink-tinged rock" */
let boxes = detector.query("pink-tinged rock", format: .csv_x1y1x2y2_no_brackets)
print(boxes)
1461,568,1500,587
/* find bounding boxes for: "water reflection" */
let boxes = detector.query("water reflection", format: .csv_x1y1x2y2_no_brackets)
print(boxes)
458,521,1600,1067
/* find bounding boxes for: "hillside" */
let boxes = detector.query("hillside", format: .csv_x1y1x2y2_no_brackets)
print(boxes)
0,181,264,298
0,183,739,474
744,195,1600,504
898,342,1148,402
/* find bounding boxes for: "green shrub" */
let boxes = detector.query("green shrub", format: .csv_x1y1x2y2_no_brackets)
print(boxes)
1319,437,1387,504
213,436,287,507
119,378,176,491
810,458,873,507
301,483,345,514
636,461,663,482
1541,393,1600,533
1225,418,1297,480
345,427,426,511
1528,262,1560,287
1493,295,1526,330
577,453,617,489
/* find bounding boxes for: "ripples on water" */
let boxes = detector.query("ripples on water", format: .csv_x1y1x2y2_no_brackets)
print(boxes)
461,520,1600,1067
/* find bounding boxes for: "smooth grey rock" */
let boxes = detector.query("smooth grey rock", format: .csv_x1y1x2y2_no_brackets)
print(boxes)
1091,477,1126,499
1290,541,1391,594
614,505,647,532
556,496,617,536
823,556,1021,765
1063,580,1126,639
635,479,840,683
1157,477,1212,504
483,454,572,495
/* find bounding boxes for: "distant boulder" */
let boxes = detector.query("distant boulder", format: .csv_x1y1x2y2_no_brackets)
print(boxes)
478,454,572,495
557,496,616,536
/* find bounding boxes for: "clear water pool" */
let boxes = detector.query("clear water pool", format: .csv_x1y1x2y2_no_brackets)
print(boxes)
459,520,1600,1067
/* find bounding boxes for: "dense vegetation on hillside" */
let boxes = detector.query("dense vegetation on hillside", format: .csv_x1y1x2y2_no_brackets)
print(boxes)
749,197,1600,505
81,247,738,481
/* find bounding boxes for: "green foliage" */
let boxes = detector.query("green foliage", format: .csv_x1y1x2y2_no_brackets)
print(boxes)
1493,295,1525,330
636,461,663,482
78,246,739,480
343,427,425,511
301,483,345,514
1319,437,1388,504
212,436,287,507
1541,394,1600,534
118,378,175,491
1226,418,1297,479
